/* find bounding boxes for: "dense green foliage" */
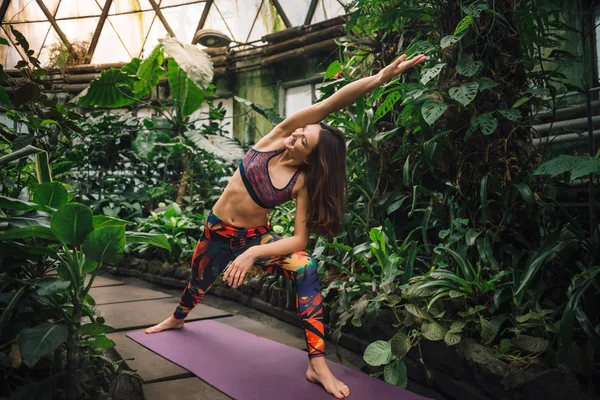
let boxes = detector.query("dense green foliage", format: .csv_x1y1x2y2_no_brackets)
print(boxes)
1,0,599,397
311,0,599,390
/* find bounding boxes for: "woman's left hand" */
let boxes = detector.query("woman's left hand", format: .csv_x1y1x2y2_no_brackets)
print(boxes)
223,250,256,288
378,53,428,83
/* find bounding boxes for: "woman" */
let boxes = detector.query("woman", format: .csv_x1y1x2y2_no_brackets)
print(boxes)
145,53,427,399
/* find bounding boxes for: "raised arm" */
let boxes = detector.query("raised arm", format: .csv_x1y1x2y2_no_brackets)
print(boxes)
270,53,427,138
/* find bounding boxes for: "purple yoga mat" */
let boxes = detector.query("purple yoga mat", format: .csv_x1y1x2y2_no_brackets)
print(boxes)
127,320,430,400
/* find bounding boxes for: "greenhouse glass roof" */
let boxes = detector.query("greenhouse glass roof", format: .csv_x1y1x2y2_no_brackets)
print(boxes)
0,0,349,68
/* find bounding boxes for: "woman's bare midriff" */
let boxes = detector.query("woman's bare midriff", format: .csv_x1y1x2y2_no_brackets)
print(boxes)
211,169,272,227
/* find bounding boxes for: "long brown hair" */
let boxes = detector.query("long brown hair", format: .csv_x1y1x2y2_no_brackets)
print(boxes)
303,122,347,238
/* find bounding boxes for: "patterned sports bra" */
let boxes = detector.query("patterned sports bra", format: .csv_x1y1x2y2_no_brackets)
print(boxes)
239,147,301,209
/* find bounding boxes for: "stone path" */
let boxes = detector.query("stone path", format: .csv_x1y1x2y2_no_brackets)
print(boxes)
92,272,443,400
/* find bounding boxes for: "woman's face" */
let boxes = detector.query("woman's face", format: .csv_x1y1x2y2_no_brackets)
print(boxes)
284,124,321,163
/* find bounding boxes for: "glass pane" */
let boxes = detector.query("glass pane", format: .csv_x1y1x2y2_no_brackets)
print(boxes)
110,0,152,14
91,20,134,63
161,3,206,43
276,0,311,27
202,2,234,42
312,0,346,24
0,30,23,68
139,12,169,59
4,1,55,23
212,0,262,44
285,84,312,117
106,10,160,59
55,0,103,19
56,17,100,45
246,1,286,43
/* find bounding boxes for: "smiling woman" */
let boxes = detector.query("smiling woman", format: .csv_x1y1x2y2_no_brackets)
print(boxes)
143,53,427,399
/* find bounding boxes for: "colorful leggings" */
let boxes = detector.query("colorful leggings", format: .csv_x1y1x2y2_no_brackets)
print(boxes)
174,211,325,358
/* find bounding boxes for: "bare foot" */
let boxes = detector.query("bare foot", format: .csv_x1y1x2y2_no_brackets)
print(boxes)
144,315,185,334
306,357,350,398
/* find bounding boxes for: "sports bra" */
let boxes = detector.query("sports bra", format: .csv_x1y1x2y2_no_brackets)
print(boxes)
239,147,301,209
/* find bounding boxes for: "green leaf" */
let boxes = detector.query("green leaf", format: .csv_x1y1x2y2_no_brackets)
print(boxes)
93,215,129,229
126,232,171,250
0,226,57,241
234,96,284,125
0,196,41,211
17,323,68,368
471,113,497,135
78,68,137,108
134,45,165,97
421,99,448,126
161,38,213,90
78,323,114,336
454,15,473,35
83,225,126,264
88,335,116,349
33,182,67,209
82,258,99,274
0,145,46,165
512,96,530,108
363,340,392,366
515,335,549,353
325,61,343,79
449,321,466,333
374,92,402,122
384,359,407,388
0,37,8,46
479,316,498,345
475,77,499,91
449,82,479,106
457,305,486,317
390,331,411,359
51,203,94,246
456,58,483,77
571,158,600,180
444,331,462,346
168,58,205,116
421,322,447,341
405,303,433,321
420,63,446,85
36,279,70,296
497,108,521,121
440,35,461,49
514,183,535,205
465,229,480,246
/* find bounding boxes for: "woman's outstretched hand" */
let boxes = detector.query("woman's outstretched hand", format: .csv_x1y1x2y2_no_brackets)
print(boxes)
378,54,427,83
223,250,256,288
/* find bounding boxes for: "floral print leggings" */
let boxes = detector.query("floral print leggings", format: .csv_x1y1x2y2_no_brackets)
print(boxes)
174,211,325,358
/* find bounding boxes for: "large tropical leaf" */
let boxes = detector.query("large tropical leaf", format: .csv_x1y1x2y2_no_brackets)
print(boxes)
456,58,483,77
83,225,126,264
533,155,600,180
184,131,245,163
420,63,446,85
126,232,172,250
77,68,137,108
17,323,68,368
167,58,205,116
449,82,479,106
161,37,213,90
50,203,94,246
135,45,165,97
421,99,448,126
33,182,67,209
0,145,45,165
